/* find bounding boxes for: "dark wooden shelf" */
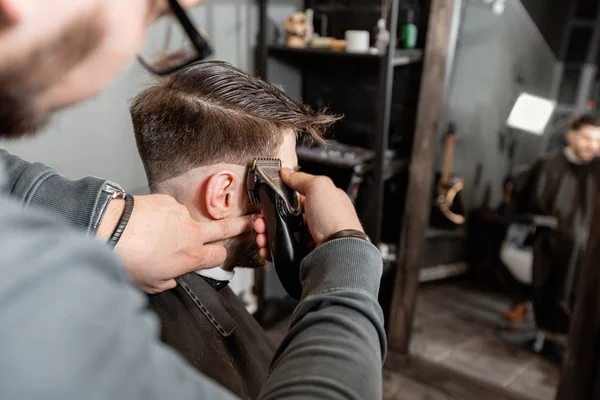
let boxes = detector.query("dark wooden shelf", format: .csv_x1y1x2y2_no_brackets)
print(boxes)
296,142,407,181
267,45,423,66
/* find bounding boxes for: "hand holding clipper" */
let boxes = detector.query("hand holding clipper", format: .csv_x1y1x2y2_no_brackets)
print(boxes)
247,158,307,299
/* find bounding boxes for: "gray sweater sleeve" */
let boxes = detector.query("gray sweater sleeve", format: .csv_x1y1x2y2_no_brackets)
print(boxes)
260,238,386,399
0,149,114,234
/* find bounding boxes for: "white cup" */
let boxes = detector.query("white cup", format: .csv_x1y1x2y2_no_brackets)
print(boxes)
345,30,370,53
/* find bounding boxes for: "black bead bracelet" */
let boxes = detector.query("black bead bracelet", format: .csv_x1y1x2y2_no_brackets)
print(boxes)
108,194,134,249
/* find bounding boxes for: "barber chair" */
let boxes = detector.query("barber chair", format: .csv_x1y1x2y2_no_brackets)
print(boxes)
297,141,405,242
296,141,376,203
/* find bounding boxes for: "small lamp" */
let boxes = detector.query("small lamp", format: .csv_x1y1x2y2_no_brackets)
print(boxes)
506,93,557,136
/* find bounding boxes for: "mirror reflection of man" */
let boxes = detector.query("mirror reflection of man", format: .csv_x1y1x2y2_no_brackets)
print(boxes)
505,115,600,335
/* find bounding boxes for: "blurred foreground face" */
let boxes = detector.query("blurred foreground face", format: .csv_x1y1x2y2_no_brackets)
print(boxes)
0,0,202,138
567,125,600,162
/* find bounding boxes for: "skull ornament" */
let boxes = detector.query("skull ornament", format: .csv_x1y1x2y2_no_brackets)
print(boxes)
285,12,308,48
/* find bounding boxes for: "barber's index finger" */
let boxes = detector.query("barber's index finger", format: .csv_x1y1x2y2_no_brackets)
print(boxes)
199,214,255,243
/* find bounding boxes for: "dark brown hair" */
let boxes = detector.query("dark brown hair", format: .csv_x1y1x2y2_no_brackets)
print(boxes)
571,114,600,132
130,61,338,187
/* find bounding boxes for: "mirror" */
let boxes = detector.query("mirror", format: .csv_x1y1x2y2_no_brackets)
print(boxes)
401,1,600,399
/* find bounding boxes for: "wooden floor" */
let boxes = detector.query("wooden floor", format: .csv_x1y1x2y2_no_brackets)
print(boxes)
409,281,559,400
266,281,560,400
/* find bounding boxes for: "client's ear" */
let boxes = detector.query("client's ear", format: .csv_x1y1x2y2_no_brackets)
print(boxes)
204,171,245,220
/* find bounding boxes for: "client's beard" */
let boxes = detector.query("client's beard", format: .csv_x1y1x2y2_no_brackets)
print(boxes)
222,231,266,271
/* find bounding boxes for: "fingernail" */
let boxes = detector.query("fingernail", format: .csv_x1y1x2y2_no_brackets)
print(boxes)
252,214,259,222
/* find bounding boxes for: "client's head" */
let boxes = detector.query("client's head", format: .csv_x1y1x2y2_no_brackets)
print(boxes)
130,60,337,271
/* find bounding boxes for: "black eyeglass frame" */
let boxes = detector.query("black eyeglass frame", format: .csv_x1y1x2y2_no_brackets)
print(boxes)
138,0,214,76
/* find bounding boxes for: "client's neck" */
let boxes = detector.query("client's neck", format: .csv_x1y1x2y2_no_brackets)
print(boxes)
153,181,208,223
563,147,586,165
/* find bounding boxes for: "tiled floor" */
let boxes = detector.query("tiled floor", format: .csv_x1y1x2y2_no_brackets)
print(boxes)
410,282,560,400
264,281,560,400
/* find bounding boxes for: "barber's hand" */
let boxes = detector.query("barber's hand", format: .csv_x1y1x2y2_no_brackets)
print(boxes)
98,194,255,293
254,169,363,259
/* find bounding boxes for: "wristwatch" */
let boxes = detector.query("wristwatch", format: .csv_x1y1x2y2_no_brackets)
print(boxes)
92,183,126,232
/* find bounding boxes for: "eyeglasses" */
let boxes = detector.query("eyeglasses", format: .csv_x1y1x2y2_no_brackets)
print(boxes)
139,0,214,76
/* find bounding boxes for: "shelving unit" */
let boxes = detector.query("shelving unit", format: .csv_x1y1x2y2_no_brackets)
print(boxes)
253,0,460,355
256,0,424,244
267,45,423,66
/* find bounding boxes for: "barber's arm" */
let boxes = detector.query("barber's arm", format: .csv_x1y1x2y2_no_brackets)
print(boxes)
257,169,386,399
0,194,238,400
1,148,113,233
0,149,256,293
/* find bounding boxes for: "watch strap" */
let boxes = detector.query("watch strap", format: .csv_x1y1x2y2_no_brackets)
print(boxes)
325,229,371,244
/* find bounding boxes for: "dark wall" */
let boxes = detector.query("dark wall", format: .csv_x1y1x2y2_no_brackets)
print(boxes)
520,0,599,62
520,0,571,57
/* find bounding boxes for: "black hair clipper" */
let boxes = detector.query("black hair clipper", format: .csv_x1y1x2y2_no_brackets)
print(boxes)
247,158,306,299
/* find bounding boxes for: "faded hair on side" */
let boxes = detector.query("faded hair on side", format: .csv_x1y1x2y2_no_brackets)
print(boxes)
130,60,338,188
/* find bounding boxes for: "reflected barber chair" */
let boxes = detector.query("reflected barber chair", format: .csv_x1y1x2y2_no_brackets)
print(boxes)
499,214,569,363
500,215,557,286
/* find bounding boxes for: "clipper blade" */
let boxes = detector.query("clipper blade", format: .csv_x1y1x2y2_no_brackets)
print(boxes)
247,158,282,206
252,158,281,168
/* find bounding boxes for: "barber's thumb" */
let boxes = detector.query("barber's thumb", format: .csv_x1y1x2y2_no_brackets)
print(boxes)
281,168,309,194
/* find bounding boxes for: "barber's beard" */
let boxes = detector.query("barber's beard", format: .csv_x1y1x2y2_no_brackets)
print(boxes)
222,231,266,271
0,91,50,139
0,6,104,139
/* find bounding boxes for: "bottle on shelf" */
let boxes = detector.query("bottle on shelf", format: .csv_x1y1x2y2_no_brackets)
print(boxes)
401,10,418,49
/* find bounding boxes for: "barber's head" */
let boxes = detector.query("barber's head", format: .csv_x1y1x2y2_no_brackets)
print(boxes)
0,0,201,138
130,61,337,270
566,114,600,162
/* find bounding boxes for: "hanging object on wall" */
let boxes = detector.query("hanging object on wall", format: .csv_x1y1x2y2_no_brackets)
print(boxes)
430,124,466,228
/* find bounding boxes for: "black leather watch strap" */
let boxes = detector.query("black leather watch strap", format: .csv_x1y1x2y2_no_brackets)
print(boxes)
325,229,371,244
108,194,134,249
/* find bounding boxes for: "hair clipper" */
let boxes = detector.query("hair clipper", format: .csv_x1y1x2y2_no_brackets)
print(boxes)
247,158,306,299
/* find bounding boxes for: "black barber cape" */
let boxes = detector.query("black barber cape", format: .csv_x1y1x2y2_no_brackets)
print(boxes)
148,272,276,400
515,149,600,333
